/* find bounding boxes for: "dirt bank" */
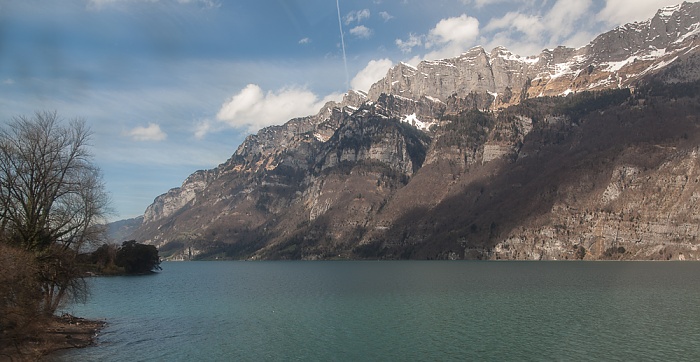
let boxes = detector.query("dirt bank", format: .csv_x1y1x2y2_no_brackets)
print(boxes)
0,314,105,361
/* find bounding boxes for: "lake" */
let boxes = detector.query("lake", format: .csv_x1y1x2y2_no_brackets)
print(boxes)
53,261,700,361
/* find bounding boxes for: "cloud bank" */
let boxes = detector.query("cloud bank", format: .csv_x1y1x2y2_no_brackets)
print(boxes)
213,84,342,135
395,14,480,61
399,0,681,59
598,0,682,26
127,123,167,142
344,9,370,25
350,25,373,39
351,59,393,92
86,0,220,10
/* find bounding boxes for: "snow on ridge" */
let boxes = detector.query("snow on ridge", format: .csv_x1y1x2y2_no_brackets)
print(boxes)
399,62,417,70
605,56,636,72
658,4,681,19
685,44,700,54
423,59,457,68
674,23,700,44
646,56,680,73
520,56,541,65
391,94,415,102
587,78,614,89
645,47,668,59
550,61,576,79
348,89,368,97
603,47,669,73
400,113,436,131
423,95,444,104
495,48,540,64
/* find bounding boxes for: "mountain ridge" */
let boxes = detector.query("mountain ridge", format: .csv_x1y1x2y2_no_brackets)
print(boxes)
124,2,700,261
369,1,700,108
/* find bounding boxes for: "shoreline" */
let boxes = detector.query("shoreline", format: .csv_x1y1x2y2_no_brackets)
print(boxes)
0,314,105,361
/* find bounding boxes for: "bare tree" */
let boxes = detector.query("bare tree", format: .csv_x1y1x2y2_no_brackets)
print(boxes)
0,111,110,315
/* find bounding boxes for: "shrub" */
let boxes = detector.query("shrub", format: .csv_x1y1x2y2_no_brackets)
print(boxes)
115,241,161,274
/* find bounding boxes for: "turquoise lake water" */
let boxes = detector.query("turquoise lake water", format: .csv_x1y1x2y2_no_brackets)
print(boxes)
53,261,700,361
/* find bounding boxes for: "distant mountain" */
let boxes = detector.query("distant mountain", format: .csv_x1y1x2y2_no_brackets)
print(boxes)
105,216,143,244
369,1,700,105
125,2,700,260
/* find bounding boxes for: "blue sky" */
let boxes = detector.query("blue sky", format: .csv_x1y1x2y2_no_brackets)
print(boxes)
0,0,684,221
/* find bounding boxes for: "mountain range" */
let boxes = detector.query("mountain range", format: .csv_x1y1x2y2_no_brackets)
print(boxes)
120,2,700,260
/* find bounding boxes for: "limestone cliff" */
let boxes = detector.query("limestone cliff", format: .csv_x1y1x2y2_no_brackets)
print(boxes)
369,2,700,108
128,2,700,260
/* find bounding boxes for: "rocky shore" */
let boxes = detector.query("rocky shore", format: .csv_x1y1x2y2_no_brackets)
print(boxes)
0,314,104,361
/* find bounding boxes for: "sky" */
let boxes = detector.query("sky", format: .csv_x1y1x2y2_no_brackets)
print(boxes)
0,0,686,221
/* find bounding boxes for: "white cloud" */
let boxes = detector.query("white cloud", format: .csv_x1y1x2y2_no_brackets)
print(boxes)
85,0,119,9
194,119,213,140
379,11,394,21
404,55,423,68
546,0,592,41
396,33,423,54
484,12,545,40
87,0,220,10
424,14,480,60
215,84,342,134
428,14,480,46
480,0,594,55
3,79,15,85
597,0,680,26
126,123,167,142
462,0,541,8
351,58,393,92
564,30,597,49
298,37,311,44
350,25,373,39
395,14,480,60
397,0,604,61
344,9,370,25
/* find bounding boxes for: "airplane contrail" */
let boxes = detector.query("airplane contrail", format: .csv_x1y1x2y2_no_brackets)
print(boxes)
336,0,349,90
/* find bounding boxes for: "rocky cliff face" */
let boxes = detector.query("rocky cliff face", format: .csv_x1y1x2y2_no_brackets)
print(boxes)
129,2,700,260
369,2,700,107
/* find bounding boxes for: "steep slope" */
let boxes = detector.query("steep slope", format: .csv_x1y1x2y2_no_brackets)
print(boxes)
130,2,700,260
362,84,700,260
131,91,438,259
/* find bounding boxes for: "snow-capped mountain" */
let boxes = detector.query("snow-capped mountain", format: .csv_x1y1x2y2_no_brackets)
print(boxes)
127,2,700,261
369,2,700,108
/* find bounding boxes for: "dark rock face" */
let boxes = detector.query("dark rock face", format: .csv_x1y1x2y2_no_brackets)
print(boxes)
128,2,700,260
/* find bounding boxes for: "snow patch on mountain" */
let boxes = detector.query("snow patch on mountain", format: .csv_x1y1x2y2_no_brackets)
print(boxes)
423,95,444,104
551,61,576,78
659,4,682,19
495,48,540,64
400,113,436,131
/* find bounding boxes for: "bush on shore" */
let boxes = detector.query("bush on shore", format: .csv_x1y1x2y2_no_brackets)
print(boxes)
80,240,162,275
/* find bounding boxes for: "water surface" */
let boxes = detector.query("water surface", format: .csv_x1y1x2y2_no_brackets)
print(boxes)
54,261,700,361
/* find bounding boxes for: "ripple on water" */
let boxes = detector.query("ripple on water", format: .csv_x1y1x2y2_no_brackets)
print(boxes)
53,261,700,361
